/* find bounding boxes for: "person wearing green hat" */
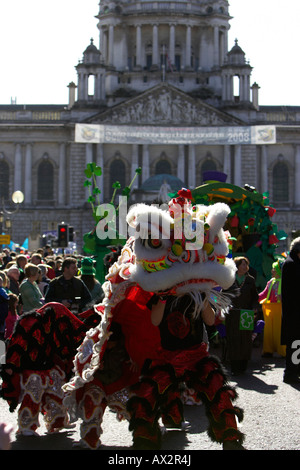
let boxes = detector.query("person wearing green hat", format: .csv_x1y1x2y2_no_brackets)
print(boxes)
80,257,104,304
259,260,286,358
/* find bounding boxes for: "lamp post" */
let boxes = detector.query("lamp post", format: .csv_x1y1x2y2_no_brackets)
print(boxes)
0,191,24,249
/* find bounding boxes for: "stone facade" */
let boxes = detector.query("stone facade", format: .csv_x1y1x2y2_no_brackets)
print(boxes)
0,0,299,252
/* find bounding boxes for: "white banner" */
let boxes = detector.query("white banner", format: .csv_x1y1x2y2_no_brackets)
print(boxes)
75,124,276,145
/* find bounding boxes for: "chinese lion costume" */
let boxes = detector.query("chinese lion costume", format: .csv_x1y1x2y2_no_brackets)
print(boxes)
62,189,245,450
0,302,98,435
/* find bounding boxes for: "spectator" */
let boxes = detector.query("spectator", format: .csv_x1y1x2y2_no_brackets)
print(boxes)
43,244,53,257
45,257,92,313
37,264,50,297
30,253,43,266
54,257,63,277
0,272,9,340
16,254,28,283
6,265,20,297
259,260,286,358
281,237,300,384
79,257,104,304
5,293,19,339
224,256,261,375
44,258,56,280
19,264,44,313
0,270,9,292
1,248,12,268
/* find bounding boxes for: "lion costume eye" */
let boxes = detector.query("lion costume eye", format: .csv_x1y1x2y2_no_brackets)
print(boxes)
142,237,163,250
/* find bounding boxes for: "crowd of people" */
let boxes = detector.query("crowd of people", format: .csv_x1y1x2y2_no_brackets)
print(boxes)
0,246,104,342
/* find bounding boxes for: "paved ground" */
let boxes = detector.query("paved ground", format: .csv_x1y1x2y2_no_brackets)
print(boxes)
1,341,299,453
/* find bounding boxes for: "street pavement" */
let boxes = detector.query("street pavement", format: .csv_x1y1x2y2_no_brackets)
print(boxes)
0,343,299,452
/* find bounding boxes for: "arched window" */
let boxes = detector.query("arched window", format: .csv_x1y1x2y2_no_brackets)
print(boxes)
37,160,54,200
201,159,217,173
0,160,9,200
201,159,217,182
109,159,126,198
273,161,289,202
155,159,171,175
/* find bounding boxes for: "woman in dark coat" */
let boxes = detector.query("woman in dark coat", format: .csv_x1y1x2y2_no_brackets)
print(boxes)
281,237,300,383
225,256,260,375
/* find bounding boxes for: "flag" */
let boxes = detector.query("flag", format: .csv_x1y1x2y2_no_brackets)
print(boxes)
239,309,255,331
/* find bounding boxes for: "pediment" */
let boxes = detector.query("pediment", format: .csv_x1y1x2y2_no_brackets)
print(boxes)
86,84,243,126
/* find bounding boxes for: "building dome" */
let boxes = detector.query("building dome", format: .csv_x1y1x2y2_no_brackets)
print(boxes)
227,39,246,65
82,38,101,64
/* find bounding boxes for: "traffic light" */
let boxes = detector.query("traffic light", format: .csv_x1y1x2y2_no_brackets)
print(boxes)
57,223,69,247
68,226,74,242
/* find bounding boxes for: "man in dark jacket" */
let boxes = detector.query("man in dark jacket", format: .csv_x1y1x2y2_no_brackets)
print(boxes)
281,237,300,384
45,257,92,314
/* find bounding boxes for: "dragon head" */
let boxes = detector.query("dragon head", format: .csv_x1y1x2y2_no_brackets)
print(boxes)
106,188,236,314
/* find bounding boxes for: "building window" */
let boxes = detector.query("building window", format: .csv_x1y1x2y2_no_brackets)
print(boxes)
201,159,217,179
155,159,171,175
196,158,218,185
175,55,181,71
37,160,54,200
88,75,95,97
0,160,9,200
109,159,126,198
273,161,289,202
233,75,241,102
146,54,152,70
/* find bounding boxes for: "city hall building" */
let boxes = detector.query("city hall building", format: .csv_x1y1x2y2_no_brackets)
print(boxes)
1,0,300,252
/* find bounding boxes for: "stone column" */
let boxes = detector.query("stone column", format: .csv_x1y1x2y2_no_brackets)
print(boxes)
185,25,192,68
177,145,185,183
222,74,227,101
234,145,242,187
99,27,106,62
136,25,142,68
261,146,268,194
85,74,90,100
108,24,114,66
223,145,231,183
58,143,66,205
152,24,159,67
169,24,175,66
14,144,22,192
142,144,150,182
188,145,196,189
214,25,219,66
102,29,108,64
77,72,84,101
294,145,300,206
24,144,32,204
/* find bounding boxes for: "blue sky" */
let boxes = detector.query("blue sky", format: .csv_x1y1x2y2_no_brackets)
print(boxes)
0,0,298,106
